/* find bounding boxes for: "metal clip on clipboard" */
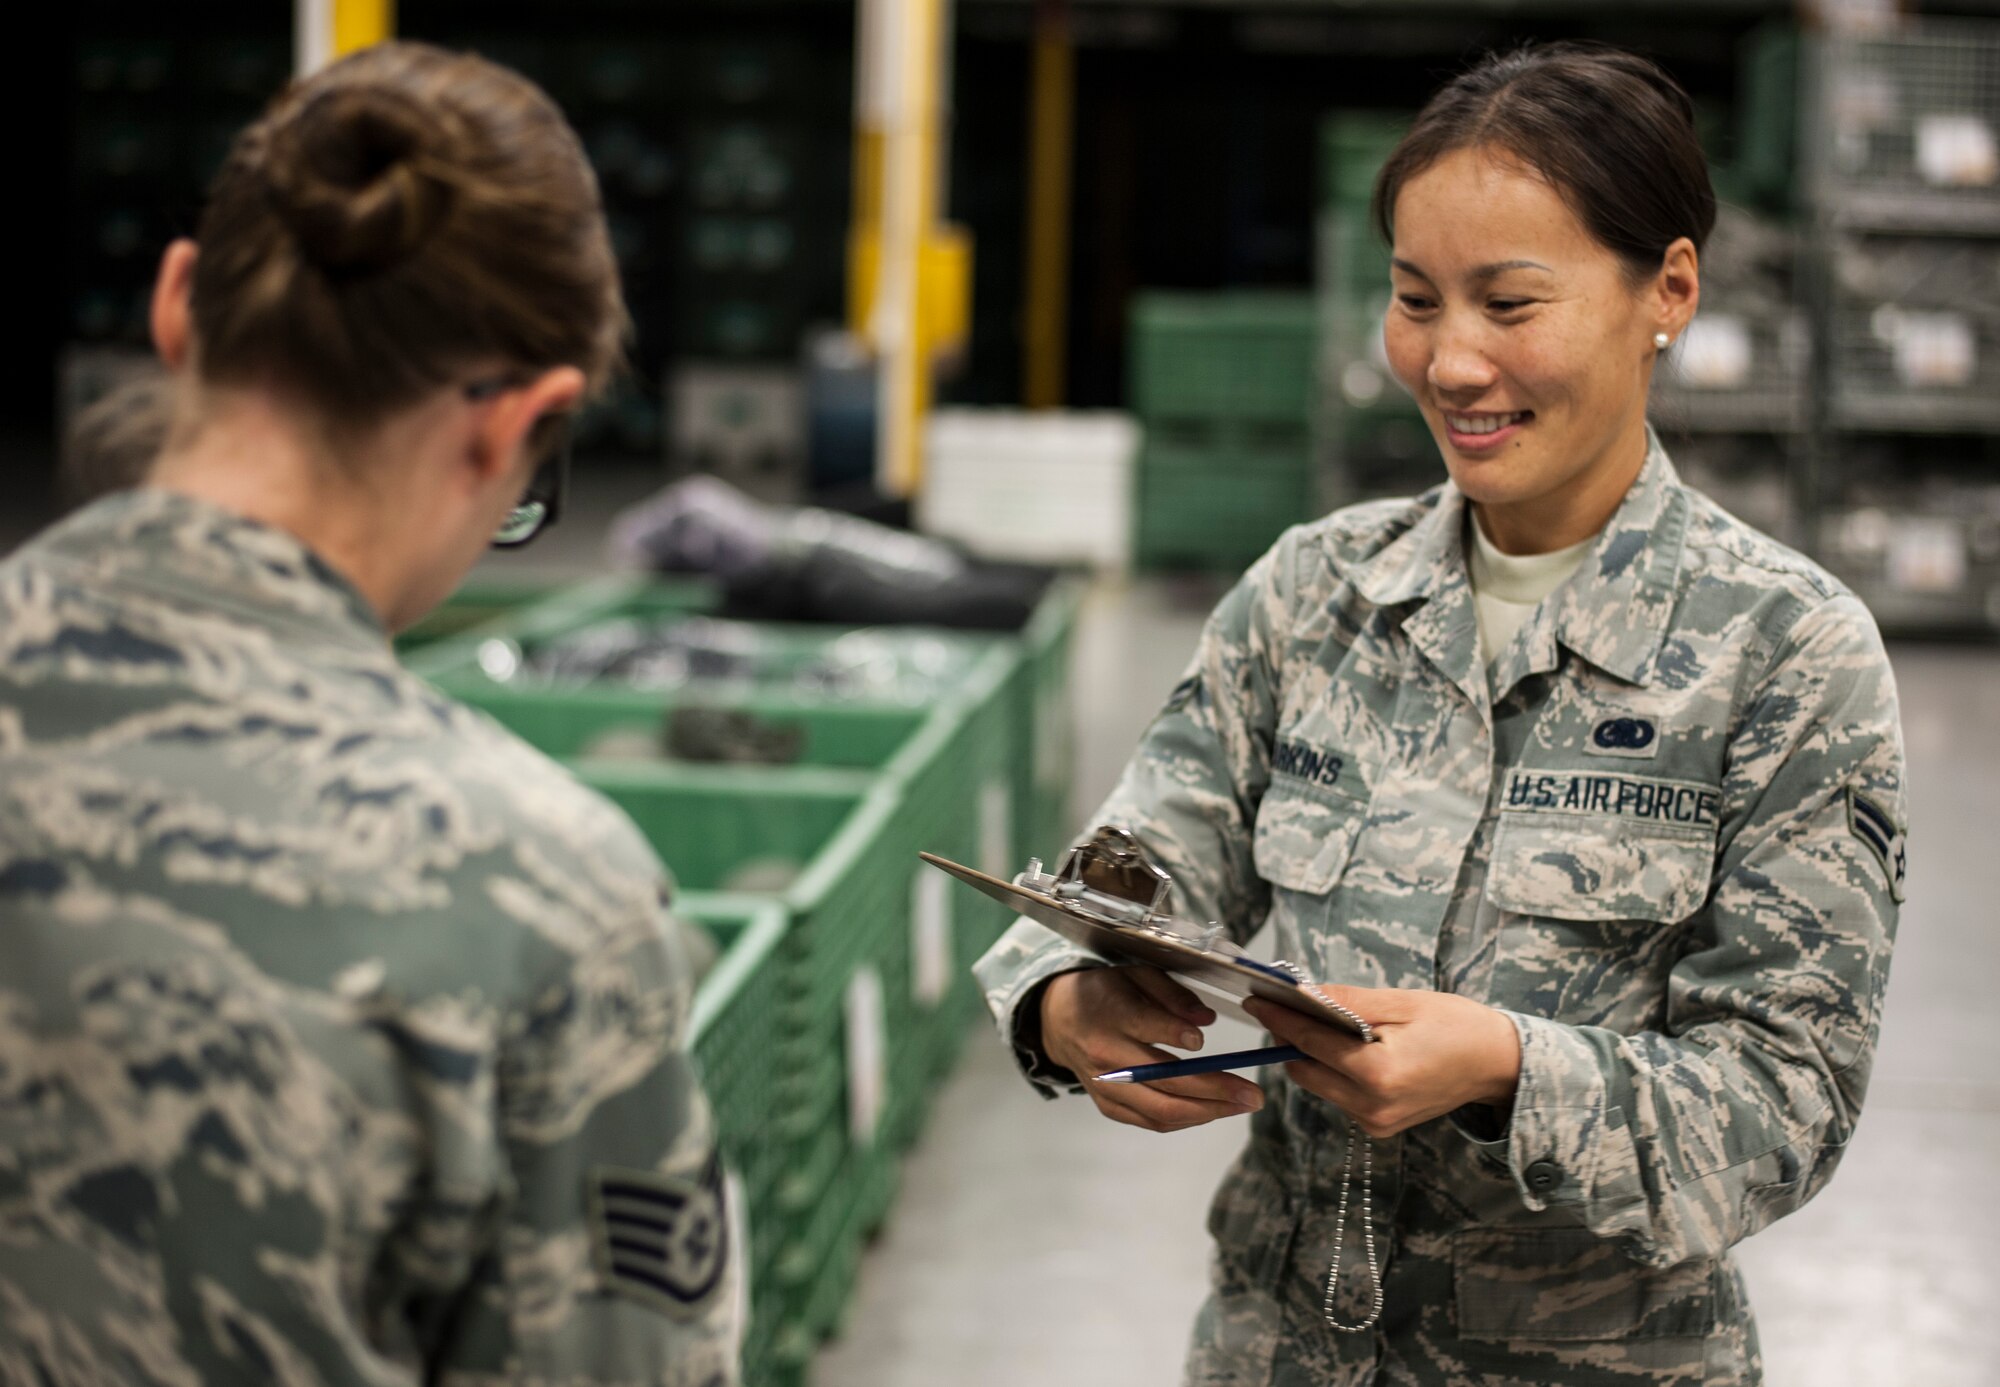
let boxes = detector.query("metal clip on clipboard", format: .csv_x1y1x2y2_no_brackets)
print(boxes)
921,825,1375,1041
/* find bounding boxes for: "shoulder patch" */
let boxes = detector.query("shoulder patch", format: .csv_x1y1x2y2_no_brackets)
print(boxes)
1847,790,1907,904
588,1157,730,1320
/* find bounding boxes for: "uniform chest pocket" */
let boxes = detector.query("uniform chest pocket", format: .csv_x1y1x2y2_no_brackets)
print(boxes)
1252,781,1367,896
1487,813,1714,925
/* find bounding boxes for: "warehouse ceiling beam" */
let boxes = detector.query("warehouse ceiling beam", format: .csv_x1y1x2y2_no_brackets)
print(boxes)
296,0,393,77
851,0,973,498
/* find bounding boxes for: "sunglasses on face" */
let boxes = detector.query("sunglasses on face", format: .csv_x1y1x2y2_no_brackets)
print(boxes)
463,374,573,549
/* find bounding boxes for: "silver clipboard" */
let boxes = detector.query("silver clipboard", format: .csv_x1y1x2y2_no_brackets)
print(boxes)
920,826,1373,1040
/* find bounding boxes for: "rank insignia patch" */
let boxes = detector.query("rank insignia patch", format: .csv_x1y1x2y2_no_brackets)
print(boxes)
588,1158,730,1320
1847,790,1907,904
1163,674,1203,715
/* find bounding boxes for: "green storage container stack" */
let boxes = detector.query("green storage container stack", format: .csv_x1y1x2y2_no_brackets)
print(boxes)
401,574,1075,1385
392,575,626,656
880,641,1021,1148
1316,111,1434,507
1130,293,1319,571
1015,578,1084,865
679,894,806,1387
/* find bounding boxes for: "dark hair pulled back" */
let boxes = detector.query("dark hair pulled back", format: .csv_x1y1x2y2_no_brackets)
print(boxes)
191,41,625,427
1373,43,1717,278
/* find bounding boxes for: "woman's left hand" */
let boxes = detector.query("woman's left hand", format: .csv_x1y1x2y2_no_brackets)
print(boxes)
1242,986,1524,1139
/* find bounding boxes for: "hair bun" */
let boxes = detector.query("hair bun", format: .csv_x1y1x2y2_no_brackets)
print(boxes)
263,85,453,274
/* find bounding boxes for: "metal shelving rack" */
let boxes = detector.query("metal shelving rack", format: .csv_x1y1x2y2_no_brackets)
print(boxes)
1801,18,2000,635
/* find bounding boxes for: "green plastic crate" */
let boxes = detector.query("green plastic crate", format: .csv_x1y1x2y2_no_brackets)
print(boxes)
1129,293,1316,426
881,643,1020,1148
588,771,912,1323
777,1139,900,1342
680,893,805,1384
393,576,576,655
1321,204,1393,304
1016,578,1083,864
1734,21,1800,213
403,575,1063,1361
608,779,909,1094
401,575,720,685
454,684,924,772
1318,110,1410,216
1137,419,1315,571
409,583,985,711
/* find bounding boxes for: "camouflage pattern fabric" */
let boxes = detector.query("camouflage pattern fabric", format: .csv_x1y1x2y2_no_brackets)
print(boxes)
976,434,1906,1386
0,491,739,1385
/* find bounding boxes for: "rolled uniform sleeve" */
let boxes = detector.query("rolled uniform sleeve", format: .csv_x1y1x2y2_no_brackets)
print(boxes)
973,538,1299,1094
437,906,741,1385
1498,594,1905,1268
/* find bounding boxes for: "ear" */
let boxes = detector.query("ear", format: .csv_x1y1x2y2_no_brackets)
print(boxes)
150,240,200,371
1651,236,1700,342
466,366,588,488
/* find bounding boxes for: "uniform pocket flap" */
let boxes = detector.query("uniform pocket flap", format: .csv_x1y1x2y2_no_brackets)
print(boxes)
1488,814,1713,924
1454,1229,1715,1341
1252,783,1365,895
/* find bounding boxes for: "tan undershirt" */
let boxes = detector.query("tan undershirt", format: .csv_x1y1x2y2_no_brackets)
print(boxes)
1465,513,1596,671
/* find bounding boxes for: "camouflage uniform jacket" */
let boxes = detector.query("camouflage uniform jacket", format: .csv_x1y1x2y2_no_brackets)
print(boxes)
0,491,739,1385
976,437,1906,1386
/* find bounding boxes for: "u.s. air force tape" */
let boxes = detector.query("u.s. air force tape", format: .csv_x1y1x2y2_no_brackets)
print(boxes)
1502,769,1720,829
587,1156,730,1320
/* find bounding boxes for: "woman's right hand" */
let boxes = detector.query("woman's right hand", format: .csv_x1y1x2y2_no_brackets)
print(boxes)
1039,966,1266,1133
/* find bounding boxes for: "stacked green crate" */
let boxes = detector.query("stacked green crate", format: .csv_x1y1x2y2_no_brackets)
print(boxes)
1130,294,1318,570
405,576,1028,1366
1016,578,1084,863
1712,21,1800,215
675,36,849,363
603,773,908,1349
1316,111,1432,506
410,572,1082,870
393,575,617,656
881,641,1020,1147
678,893,802,1387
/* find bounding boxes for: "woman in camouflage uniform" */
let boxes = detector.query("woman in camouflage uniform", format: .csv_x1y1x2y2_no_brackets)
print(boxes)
0,43,736,1383
978,44,1904,1387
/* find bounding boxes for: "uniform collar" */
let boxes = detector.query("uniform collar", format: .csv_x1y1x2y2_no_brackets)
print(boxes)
1350,429,1687,692
35,489,390,656
1541,433,1687,688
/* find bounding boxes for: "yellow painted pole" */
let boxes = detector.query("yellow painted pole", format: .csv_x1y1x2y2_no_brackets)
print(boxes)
850,0,966,498
333,0,394,58
881,0,935,497
296,0,392,76
848,0,889,338
1022,0,1073,410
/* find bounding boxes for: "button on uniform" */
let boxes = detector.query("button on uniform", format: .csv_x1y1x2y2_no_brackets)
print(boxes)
1525,1160,1563,1194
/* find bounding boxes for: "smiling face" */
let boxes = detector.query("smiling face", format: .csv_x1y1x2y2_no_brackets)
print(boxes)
1383,144,1697,553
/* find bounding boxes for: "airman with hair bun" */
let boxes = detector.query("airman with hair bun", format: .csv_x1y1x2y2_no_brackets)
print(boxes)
0,42,737,1383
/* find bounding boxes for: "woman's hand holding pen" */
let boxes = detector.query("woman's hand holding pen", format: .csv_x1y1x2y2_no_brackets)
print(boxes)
1243,987,1522,1139
1040,966,1266,1133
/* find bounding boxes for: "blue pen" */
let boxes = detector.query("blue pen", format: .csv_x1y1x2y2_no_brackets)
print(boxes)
1095,1044,1306,1085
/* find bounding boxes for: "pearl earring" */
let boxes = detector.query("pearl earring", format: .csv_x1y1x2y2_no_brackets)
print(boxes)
1654,332,1672,350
